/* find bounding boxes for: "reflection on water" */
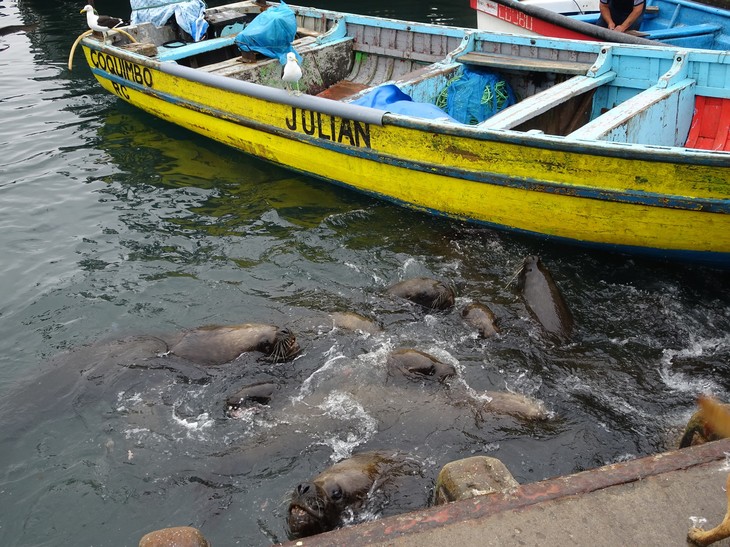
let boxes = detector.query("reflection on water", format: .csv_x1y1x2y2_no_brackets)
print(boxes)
1,0,730,545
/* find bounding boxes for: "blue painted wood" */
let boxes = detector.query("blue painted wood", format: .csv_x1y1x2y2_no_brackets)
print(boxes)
572,0,730,50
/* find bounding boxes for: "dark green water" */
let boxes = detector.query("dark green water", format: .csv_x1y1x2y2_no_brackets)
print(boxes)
1,1,729,545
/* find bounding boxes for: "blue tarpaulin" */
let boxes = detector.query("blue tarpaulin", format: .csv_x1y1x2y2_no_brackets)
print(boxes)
130,0,208,42
234,1,301,64
351,85,458,122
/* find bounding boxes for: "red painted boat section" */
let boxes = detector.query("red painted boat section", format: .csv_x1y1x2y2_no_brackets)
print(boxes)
686,96,730,151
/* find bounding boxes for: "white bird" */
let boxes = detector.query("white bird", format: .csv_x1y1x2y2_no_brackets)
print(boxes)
80,4,123,44
282,51,302,95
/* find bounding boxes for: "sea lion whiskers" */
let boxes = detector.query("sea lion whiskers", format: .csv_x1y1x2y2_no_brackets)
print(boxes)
264,328,300,363
432,280,456,309
504,261,525,289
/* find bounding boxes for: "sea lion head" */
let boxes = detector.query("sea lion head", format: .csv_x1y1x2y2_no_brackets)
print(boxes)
387,278,456,311
387,349,456,383
267,328,300,362
516,255,540,286
225,382,277,418
286,478,349,538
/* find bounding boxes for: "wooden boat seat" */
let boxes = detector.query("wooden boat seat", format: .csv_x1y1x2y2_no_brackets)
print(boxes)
567,77,696,145
456,52,593,75
685,96,730,151
198,35,319,74
647,23,722,41
483,71,616,131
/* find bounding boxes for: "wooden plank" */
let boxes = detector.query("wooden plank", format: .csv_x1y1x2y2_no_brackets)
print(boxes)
568,78,696,144
456,52,593,75
297,26,320,38
316,80,369,100
484,71,616,130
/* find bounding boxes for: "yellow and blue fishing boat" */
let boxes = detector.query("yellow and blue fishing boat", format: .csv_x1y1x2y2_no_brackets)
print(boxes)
74,1,730,266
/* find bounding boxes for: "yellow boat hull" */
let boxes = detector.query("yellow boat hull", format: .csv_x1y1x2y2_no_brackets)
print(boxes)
81,34,730,265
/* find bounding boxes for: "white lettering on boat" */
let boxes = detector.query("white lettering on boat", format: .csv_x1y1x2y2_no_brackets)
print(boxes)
89,50,154,88
285,107,371,149
497,5,534,31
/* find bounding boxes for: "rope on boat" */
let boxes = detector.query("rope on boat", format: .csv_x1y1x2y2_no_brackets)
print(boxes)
68,29,138,71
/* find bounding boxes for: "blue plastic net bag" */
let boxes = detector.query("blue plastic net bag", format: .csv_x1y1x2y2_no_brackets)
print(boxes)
436,67,517,125
234,1,301,64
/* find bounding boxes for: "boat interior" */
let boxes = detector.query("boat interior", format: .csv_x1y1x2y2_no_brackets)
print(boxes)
106,1,729,151
572,0,730,51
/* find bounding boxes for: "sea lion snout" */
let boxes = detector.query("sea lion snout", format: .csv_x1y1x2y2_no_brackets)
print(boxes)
269,328,301,362
225,381,277,418
287,481,332,538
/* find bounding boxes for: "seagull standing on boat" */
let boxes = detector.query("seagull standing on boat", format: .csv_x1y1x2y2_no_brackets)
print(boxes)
80,4,123,44
282,51,302,95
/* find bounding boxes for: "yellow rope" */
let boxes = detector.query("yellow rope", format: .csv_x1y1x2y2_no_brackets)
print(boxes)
68,29,138,71
68,30,93,70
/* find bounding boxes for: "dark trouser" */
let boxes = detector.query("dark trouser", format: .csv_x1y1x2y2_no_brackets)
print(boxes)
595,6,644,30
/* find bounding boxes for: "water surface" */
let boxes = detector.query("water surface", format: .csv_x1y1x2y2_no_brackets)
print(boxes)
1,1,729,545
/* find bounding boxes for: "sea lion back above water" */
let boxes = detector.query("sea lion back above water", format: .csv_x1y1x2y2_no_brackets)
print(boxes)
386,277,455,311
168,323,300,365
517,256,573,341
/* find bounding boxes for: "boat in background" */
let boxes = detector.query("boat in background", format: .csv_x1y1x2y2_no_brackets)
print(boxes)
472,0,730,50
76,1,730,266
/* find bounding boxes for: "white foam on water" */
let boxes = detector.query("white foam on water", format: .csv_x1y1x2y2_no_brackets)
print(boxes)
399,257,418,278
171,408,214,437
607,453,636,465
115,390,142,412
658,336,728,395
317,391,377,461
294,346,348,402
506,369,543,397
562,374,649,421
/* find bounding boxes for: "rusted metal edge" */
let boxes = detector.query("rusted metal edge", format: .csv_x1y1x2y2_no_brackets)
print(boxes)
278,439,730,546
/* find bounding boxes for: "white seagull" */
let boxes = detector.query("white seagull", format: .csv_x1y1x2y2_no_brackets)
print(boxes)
282,51,302,95
80,4,123,44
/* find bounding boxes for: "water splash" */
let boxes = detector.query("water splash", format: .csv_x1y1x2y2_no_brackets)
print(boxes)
658,336,727,395
171,408,214,437
317,391,378,461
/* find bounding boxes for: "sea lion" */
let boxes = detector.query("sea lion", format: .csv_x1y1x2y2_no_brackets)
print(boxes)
286,451,418,539
225,381,278,418
516,256,573,340
331,311,382,335
461,302,500,338
479,390,551,421
386,348,456,383
385,349,547,420
167,323,300,365
386,277,455,311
